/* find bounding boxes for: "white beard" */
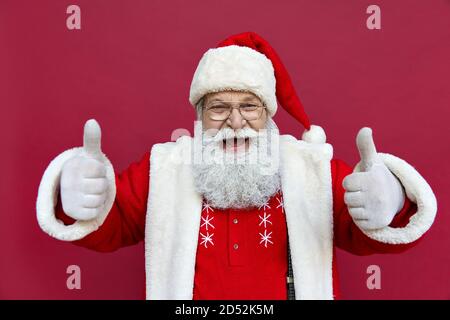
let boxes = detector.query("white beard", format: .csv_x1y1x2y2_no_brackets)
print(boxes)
192,118,281,209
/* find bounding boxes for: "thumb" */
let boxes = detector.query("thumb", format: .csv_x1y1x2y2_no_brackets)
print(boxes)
83,119,102,156
356,127,379,171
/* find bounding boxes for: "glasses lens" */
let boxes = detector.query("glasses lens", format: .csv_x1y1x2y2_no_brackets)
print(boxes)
205,102,264,121
240,104,262,120
206,103,230,121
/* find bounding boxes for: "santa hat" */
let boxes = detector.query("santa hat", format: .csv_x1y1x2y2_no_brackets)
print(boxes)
189,31,326,143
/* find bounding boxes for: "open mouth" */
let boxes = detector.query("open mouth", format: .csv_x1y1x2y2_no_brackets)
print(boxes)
222,137,249,152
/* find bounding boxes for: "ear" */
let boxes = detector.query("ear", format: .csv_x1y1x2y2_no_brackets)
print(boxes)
196,99,204,120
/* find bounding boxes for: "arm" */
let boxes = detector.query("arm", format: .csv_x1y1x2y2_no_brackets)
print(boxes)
338,128,437,255
36,119,150,252
332,158,422,255
55,152,150,252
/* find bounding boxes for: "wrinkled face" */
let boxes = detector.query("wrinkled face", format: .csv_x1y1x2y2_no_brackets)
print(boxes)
201,91,268,152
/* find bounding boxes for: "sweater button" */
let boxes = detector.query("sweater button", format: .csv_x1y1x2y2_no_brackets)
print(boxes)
233,243,239,250
233,218,238,224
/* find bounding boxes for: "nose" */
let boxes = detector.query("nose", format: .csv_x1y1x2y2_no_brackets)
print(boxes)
226,108,247,130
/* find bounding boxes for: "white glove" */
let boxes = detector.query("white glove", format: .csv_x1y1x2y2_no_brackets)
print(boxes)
343,128,405,230
60,119,109,221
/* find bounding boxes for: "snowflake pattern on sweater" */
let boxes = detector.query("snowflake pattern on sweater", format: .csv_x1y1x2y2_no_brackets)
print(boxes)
198,190,284,249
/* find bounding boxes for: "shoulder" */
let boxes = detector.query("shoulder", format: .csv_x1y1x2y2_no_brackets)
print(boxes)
331,158,352,173
279,134,334,161
150,136,194,169
151,136,193,153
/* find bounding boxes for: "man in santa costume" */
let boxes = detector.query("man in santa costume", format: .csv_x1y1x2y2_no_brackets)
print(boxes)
36,32,437,300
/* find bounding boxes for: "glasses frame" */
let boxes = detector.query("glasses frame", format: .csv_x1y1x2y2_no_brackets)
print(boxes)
203,101,267,122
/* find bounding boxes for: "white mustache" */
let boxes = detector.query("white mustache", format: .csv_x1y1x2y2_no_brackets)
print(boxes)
203,127,260,144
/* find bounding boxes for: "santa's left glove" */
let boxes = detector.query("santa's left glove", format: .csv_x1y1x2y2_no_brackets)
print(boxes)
343,128,405,230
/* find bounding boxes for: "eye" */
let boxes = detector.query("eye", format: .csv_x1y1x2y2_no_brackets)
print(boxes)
240,104,258,111
208,105,229,113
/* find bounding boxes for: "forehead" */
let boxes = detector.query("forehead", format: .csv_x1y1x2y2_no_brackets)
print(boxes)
204,91,261,103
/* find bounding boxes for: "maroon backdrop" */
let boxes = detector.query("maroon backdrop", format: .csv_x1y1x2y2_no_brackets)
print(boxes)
0,0,449,299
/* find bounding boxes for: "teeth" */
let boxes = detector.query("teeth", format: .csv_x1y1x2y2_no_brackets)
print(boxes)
221,137,249,149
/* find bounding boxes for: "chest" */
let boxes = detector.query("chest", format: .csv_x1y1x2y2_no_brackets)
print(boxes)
196,191,288,267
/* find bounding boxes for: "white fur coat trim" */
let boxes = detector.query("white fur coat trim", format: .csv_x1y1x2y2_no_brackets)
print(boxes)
278,135,334,299
36,147,116,241
145,137,203,299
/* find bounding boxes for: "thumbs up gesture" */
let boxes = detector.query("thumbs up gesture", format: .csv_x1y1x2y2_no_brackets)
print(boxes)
342,128,405,230
60,120,109,221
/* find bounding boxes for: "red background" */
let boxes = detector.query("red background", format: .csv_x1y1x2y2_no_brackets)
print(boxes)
0,0,449,299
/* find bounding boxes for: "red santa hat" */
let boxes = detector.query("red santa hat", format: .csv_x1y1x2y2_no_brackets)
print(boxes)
189,31,326,143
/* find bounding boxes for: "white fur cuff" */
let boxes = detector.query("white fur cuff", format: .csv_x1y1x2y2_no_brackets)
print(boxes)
355,153,437,244
36,147,116,241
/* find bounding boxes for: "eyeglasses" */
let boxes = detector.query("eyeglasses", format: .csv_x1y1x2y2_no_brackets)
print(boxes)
204,101,267,121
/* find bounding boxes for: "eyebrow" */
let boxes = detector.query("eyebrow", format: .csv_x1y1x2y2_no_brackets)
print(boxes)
207,96,259,103
242,96,259,102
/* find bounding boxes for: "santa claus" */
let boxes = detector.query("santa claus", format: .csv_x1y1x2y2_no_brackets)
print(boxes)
36,32,437,300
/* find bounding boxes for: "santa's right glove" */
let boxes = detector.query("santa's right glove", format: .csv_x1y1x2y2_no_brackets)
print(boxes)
60,120,109,221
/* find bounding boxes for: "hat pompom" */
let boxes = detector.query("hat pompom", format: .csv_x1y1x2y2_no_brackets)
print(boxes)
302,125,326,144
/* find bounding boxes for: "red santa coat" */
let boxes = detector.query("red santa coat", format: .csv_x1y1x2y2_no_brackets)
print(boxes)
36,134,437,299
